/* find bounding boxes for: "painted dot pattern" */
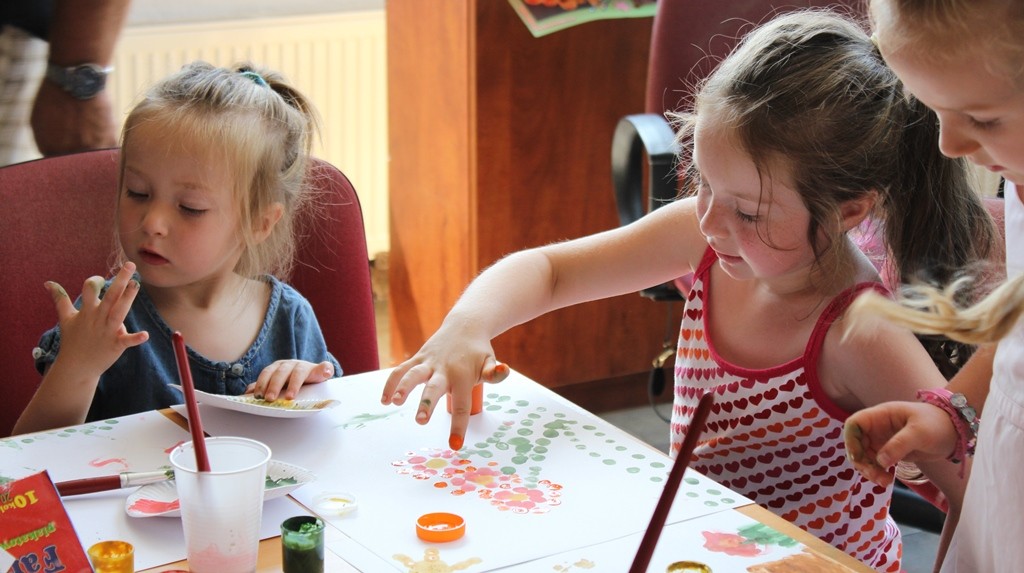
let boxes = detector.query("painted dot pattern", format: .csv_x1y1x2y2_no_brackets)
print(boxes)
392,391,739,513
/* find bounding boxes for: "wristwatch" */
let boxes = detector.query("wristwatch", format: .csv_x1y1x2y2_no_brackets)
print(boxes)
45,63,113,100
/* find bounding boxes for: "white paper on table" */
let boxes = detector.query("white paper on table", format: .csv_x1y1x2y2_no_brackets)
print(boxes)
494,507,844,572
189,369,752,572
0,410,313,570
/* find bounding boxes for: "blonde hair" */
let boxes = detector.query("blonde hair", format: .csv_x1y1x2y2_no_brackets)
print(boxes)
870,0,1024,78
117,61,321,280
852,275,1024,346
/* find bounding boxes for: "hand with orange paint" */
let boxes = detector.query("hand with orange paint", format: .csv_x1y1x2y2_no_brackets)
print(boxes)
382,321,509,451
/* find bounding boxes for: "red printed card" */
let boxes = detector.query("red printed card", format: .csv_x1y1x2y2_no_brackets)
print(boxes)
1,471,91,573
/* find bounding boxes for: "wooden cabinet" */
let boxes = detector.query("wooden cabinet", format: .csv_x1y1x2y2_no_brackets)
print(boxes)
387,0,673,406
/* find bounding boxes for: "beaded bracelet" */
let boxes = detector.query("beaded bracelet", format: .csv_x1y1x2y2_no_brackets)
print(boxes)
917,388,979,471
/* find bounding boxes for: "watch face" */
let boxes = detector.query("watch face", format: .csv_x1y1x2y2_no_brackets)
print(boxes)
69,65,107,99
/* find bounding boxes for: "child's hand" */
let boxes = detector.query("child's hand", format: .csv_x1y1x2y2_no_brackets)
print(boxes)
844,401,959,486
381,331,509,450
46,262,149,377
247,360,335,401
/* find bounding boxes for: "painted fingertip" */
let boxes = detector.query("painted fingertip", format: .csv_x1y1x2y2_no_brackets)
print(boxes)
493,362,510,382
416,410,429,424
449,433,464,451
45,281,68,298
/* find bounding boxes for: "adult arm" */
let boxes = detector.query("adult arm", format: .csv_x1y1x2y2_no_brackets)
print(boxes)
30,0,131,155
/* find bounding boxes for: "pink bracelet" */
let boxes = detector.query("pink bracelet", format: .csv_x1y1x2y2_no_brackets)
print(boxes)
917,388,979,470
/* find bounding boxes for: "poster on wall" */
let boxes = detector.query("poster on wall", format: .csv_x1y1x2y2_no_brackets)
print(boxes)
508,0,656,37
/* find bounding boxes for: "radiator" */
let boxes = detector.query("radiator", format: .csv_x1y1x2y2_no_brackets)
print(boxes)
110,10,389,256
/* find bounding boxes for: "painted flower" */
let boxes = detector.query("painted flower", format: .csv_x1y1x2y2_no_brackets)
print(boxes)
702,531,764,557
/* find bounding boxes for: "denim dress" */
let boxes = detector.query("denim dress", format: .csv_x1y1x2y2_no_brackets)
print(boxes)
33,275,342,422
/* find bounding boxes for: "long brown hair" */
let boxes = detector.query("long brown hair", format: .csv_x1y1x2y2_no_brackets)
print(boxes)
673,10,999,375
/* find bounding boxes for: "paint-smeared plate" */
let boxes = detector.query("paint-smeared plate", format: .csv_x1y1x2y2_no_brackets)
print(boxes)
125,459,315,518
170,385,339,418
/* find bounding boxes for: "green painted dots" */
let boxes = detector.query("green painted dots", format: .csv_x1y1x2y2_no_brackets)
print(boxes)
468,393,683,484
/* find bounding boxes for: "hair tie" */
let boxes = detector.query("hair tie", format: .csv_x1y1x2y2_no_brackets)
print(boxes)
240,70,268,87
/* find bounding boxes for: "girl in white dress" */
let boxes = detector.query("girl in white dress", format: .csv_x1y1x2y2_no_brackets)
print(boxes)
845,1,1024,571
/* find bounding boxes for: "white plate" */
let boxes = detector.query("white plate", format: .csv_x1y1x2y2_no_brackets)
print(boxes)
170,385,340,418
125,459,315,518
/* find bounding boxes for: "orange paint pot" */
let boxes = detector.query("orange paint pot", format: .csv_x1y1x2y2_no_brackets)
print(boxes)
416,512,465,543
446,384,483,415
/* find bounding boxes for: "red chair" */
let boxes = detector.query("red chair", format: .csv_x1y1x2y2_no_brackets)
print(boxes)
0,149,377,437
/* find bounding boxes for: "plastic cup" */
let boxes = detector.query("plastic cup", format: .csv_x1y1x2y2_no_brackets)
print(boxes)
87,540,134,573
169,436,271,573
281,515,325,573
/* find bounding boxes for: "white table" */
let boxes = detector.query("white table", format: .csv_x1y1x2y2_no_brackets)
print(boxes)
2,368,873,572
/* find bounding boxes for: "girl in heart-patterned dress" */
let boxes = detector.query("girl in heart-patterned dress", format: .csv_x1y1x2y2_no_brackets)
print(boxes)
381,10,1000,572
673,249,898,569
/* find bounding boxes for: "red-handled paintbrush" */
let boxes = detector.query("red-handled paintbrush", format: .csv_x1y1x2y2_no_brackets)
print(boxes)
55,468,174,496
172,331,210,472
629,392,714,573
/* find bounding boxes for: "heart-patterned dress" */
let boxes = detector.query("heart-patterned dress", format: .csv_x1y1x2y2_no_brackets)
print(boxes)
672,247,901,572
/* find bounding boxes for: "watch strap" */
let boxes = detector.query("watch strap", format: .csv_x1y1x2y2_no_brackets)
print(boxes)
45,63,114,100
